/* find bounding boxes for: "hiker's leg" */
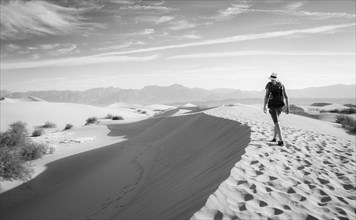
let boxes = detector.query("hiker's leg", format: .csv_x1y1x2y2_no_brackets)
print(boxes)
273,124,277,139
275,122,283,142
269,108,278,140
276,107,283,141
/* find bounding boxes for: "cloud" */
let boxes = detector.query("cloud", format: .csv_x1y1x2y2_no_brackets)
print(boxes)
139,28,155,35
96,23,355,56
95,41,146,51
3,44,21,52
292,11,356,19
286,1,305,11
109,0,135,5
169,20,196,30
1,54,158,70
134,15,174,24
156,16,175,24
231,2,355,20
168,51,356,59
51,44,78,56
20,43,78,56
215,2,251,20
181,34,202,39
0,0,103,40
213,1,354,21
119,4,175,13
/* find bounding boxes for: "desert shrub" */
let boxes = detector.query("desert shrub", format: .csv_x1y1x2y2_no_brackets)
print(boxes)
42,121,56,128
32,129,44,137
328,109,339,113
1,131,20,149
311,103,331,107
1,121,28,148
85,117,98,125
0,146,32,181
112,116,124,120
344,104,356,108
336,114,356,133
339,108,356,114
320,108,356,114
0,121,50,181
64,123,73,130
20,142,48,161
104,114,113,119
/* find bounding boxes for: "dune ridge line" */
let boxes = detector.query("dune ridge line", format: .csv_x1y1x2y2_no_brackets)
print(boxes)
192,104,355,220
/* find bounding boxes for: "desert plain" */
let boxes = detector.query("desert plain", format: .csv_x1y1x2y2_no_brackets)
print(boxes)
0,97,355,220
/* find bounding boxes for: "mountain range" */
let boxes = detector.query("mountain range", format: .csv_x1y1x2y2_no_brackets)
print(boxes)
1,84,355,106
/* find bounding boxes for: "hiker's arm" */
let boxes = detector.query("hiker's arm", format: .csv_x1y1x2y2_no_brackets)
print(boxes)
263,89,269,113
283,85,289,114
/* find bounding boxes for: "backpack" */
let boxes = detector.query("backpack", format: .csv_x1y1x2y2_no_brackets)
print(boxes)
267,82,285,108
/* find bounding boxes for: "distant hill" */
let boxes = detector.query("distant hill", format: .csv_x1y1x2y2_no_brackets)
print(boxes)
0,90,12,97
287,84,355,99
3,84,355,105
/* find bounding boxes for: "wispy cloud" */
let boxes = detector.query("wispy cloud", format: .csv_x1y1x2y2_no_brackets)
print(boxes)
156,16,175,24
95,41,146,51
3,44,21,52
231,1,355,20
51,44,78,56
181,34,202,39
1,54,158,70
0,0,103,40
95,23,355,56
215,2,251,21
134,15,174,24
213,1,355,21
139,28,155,35
119,4,176,13
109,0,135,5
169,20,196,30
291,11,356,19
168,51,356,59
286,1,305,11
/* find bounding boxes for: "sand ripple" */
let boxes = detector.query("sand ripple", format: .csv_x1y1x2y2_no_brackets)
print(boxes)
192,105,355,220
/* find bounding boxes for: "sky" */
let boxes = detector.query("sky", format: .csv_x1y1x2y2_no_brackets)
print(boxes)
1,0,355,92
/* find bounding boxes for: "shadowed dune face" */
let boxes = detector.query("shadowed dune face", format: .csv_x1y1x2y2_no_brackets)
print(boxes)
114,113,251,220
1,113,250,220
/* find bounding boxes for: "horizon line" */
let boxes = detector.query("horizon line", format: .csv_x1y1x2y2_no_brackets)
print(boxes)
1,83,355,94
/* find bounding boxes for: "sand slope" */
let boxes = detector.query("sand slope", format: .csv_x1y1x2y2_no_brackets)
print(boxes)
2,103,355,220
1,113,250,220
192,104,355,220
0,100,146,132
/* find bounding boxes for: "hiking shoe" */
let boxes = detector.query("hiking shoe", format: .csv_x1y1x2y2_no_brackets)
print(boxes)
277,141,284,146
270,138,276,142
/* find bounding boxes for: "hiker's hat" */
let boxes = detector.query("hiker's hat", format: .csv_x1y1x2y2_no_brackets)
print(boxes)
269,72,278,80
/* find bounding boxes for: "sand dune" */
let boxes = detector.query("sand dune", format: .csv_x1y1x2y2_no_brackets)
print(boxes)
192,104,355,220
107,102,143,109
1,97,46,103
143,104,176,111
0,100,147,132
1,112,250,219
298,103,351,114
1,103,355,220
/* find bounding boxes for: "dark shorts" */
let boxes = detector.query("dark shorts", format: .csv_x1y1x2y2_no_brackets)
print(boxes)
269,107,283,123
